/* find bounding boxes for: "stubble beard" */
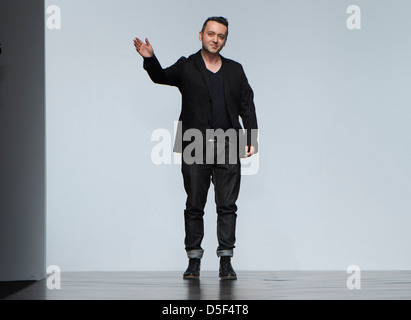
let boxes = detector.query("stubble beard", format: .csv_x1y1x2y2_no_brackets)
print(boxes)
202,42,223,55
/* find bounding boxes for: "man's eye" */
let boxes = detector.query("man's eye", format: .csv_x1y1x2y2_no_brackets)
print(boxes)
218,35,225,40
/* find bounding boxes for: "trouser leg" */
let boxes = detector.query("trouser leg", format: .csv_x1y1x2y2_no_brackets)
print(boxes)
212,143,241,257
181,161,212,259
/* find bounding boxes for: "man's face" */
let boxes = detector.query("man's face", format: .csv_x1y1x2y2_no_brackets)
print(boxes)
199,21,228,54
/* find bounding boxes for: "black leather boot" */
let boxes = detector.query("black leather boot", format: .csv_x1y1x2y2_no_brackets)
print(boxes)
219,256,237,280
183,258,201,280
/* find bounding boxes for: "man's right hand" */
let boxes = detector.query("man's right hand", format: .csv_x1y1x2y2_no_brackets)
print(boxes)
133,37,154,58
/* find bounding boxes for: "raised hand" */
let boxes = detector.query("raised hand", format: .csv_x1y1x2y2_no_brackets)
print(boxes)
133,37,154,58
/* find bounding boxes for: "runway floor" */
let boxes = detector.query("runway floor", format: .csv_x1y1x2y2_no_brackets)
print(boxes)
2,270,411,300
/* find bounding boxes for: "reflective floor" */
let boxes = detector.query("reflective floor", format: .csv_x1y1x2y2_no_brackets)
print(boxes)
3,270,411,300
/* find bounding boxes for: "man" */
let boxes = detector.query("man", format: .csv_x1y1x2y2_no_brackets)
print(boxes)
134,16,258,280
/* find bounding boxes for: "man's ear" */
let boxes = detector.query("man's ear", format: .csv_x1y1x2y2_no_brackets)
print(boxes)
199,31,203,41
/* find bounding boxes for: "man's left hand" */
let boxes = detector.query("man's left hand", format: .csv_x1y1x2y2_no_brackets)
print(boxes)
245,146,256,157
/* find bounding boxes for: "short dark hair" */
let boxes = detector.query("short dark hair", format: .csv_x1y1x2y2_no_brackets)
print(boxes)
201,16,229,35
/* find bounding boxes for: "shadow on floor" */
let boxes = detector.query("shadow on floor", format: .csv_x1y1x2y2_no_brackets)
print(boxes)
0,281,37,300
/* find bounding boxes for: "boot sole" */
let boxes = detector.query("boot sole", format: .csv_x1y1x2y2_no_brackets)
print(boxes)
183,275,200,280
219,275,237,280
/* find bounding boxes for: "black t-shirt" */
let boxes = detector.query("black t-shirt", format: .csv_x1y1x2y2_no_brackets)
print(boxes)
207,67,233,131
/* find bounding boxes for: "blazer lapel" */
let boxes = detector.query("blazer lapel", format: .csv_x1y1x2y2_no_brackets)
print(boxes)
220,56,231,106
192,50,212,98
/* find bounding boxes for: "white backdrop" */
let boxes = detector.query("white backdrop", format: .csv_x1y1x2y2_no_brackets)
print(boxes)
46,0,411,271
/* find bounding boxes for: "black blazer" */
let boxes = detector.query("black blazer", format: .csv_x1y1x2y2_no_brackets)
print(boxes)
143,50,258,156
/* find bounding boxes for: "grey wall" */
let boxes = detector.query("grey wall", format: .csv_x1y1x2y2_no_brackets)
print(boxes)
46,0,411,271
0,0,45,281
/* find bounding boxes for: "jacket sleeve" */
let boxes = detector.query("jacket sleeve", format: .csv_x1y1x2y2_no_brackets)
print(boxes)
239,65,259,153
143,54,185,87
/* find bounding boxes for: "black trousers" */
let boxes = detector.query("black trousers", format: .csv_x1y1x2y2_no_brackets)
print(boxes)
181,139,241,258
